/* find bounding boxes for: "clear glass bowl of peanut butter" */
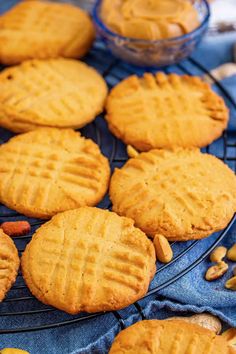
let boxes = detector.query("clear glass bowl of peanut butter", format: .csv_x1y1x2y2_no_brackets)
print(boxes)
93,0,210,67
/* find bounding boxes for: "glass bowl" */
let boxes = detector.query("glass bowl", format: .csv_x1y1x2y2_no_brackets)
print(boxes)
92,0,210,67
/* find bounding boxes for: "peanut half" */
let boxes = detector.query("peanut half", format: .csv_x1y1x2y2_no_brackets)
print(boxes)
153,234,173,264
225,275,236,291
227,243,236,262
222,328,236,348
210,246,227,263
127,145,139,158
168,313,222,334
205,261,228,281
233,267,236,276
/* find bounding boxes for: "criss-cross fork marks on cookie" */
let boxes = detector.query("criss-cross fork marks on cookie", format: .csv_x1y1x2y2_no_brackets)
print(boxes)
0,229,20,302
0,0,95,64
22,208,156,314
0,128,110,218
109,320,236,354
106,73,229,151
110,148,236,241
1,144,102,184
0,59,108,132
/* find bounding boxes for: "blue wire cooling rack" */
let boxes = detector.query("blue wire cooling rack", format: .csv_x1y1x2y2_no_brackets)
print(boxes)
0,40,235,334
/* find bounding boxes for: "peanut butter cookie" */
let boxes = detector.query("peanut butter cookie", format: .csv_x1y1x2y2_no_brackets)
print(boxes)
109,319,236,353
22,207,156,314
0,0,95,64
0,58,107,132
110,148,236,240
0,229,20,302
0,128,110,218
106,73,228,151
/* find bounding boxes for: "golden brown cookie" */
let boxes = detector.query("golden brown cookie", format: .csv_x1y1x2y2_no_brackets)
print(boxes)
106,73,229,151
0,58,108,133
0,0,95,65
22,207,156,314
109,319,236,354
0,229,20,302
0,128,110,218
110,148,236,240
0,349,29,354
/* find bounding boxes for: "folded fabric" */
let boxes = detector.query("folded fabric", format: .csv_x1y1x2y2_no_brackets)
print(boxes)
157,229,236,324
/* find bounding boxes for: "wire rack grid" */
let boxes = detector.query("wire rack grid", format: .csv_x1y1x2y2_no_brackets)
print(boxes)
0,41,235,334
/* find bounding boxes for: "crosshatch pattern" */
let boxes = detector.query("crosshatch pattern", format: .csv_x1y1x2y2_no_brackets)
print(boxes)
0,58,108,132
0,0,95,65
0,41,235,333
105,72,228,151
22,208,155,314
0,129,110,218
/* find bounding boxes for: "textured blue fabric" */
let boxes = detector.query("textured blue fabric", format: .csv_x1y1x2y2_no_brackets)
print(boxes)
0,1,236,352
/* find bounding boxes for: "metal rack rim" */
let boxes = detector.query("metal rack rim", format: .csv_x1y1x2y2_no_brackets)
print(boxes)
0,43,236,334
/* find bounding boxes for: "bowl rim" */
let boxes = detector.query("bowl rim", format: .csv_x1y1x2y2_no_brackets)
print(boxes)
92,0,210,44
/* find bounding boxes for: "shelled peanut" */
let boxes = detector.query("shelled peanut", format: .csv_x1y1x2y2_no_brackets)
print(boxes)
233,267,236,276
210,246,227,263
225,276,236,290
127,145,139,158
153,234,173,264
205,261,228,281
227,244,236,262
205,242,236,290
225,243,236,291
205,246,228,281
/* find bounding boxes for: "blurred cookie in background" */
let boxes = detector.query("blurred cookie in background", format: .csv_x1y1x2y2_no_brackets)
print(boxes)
0,58,107,132
0,0,95,64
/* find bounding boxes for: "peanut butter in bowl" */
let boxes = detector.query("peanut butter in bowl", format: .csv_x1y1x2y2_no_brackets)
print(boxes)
100,0,200,40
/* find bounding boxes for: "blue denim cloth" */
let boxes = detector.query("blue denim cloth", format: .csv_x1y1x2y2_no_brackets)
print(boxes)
0,1,236,352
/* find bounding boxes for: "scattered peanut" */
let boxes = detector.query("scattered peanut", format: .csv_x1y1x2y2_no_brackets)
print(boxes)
210,246,227,263
204,63,236,84
153,234,173,263
168,313,222,334
205,246,230,282
0,349,29,354
225,275,236,291
0,221,31,237
227,243,236,262
205,261,228,281
233,267,236,276
222,328,236,348
127,145,139,158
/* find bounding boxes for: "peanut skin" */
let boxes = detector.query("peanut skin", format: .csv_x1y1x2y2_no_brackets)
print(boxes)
205,261,228,281
0,221,31,237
